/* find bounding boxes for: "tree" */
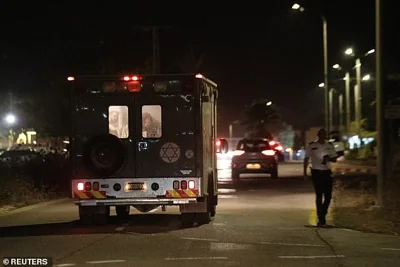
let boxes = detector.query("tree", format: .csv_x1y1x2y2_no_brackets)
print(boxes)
277,122,295,149
242,99,281,139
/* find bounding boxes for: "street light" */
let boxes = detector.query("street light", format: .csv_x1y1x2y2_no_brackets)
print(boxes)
292,3,329,133
345,48,354,55
362,74,371,81
318,83,325,88
266,101,272,106
333,64,341,69
344,47,375,124
4,114,16,125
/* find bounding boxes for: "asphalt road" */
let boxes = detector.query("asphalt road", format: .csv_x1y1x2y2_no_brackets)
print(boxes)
0,163,398,267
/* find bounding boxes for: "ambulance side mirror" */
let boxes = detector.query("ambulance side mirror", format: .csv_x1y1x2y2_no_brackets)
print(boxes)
216,138,229,154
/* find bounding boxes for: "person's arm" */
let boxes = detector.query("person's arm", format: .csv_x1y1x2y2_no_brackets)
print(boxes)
303,157,310,176
303,143,312,176
327,142,338,162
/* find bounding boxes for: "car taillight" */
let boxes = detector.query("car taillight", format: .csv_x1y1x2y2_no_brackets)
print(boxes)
181,180,188,190
233,150,245,156
85,182,92,191
77,182,84,191
188,180,195,189
262,150,275,156
275,145,283,151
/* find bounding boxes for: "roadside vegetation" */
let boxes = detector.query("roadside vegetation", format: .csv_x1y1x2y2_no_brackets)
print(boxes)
0,153,69,210
332,175,400,235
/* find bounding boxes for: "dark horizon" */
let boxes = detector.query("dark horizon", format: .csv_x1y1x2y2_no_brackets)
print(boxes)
0,1,398,136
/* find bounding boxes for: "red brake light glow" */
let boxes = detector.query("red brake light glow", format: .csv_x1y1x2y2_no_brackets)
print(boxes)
181,180,188,190
262,150,276,156
216,140,221,146
123,76,130,81
269,141,275,146
195,73,203,79
77,182,84,191
132,76,138,81
233,150,245,156
188,180,195,189
275,145,283,151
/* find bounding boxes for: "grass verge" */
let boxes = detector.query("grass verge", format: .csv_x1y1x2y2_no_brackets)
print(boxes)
332,175,400,235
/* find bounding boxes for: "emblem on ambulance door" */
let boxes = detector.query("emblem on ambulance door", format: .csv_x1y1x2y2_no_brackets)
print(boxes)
185,149,194,159
160,142,180,163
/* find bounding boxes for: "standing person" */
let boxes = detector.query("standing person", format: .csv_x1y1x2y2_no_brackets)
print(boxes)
303,128,338,226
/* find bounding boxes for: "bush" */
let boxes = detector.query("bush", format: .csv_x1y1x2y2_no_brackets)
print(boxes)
0,153,70,207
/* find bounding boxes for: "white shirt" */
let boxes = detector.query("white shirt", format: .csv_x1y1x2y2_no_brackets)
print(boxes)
305,140,337,170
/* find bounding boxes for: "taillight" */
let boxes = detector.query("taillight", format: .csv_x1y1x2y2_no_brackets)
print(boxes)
233,150,245,156
127,81,141,92
173,180,180,189
275,145,283,151
77,182,84,191
93,182,100,191
67,76,75,81
188,180,195,189
181,180,188,190
269,141,275,146
262,150,275,156
85,182,92,191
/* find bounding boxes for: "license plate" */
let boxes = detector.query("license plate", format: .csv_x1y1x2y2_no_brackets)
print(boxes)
126,182,145,191
246,164,261,169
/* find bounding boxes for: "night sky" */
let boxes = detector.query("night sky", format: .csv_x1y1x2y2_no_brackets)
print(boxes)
0,1,398,136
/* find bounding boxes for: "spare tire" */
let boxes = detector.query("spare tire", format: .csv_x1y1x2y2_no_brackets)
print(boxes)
82,134,127,177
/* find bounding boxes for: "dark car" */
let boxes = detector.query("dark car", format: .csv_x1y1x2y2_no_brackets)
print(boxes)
231,138,278,180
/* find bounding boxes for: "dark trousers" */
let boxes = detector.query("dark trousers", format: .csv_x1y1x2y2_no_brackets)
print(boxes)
311,169,333,223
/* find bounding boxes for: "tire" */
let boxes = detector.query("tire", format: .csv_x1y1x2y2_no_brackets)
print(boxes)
181,213,196,227
79,206,109,225
271,167,278,178
115,205,130,218
208,174,217,218
196,211,211,225
82,134,127,177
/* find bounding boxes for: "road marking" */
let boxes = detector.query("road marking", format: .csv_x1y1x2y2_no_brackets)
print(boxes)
261,242,324,247
382,248,400,251
54,264,76,267
87,260,126,264
115,227,125,231
218,188,236,194
279,255,345,259
165,257,228,261
218,195,238,199
181,237,219,242
213,223,227,226
211,242,254,251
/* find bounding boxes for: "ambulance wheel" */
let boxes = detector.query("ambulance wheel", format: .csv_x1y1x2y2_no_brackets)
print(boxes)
79,206,109,225
116,205,130,218
196,211,211,225
208,174,217,217
210,205,216,217
181,213,196,228
79,206,93,225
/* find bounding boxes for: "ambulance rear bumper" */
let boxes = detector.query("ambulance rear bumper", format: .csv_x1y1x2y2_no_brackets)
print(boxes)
74,198,198,206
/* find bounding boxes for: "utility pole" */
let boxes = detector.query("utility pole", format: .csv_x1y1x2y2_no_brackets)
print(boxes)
323,17,330,134
329,89,334,130
134,25,171,74
355,58,362,126
376,0,384,207
345,72,351,134
152,26,160,74
339,93,344,133
354,84,360,129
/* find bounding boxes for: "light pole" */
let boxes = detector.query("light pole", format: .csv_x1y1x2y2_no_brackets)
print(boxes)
344,47,375,127
332,64,351,135
339,93,344,133
375,0,384,207
292,3,329,133
229,120,240,148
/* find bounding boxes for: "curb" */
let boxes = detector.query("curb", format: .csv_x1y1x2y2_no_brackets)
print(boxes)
0,198,69,217
332,167,376,174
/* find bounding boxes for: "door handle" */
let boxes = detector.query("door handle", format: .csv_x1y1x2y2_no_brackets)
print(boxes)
138,142,148,151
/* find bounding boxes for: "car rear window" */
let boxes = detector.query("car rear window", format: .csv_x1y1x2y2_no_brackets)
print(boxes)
236,140,271,152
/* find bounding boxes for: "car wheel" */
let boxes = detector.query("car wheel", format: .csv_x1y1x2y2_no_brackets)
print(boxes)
271,167,278,178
